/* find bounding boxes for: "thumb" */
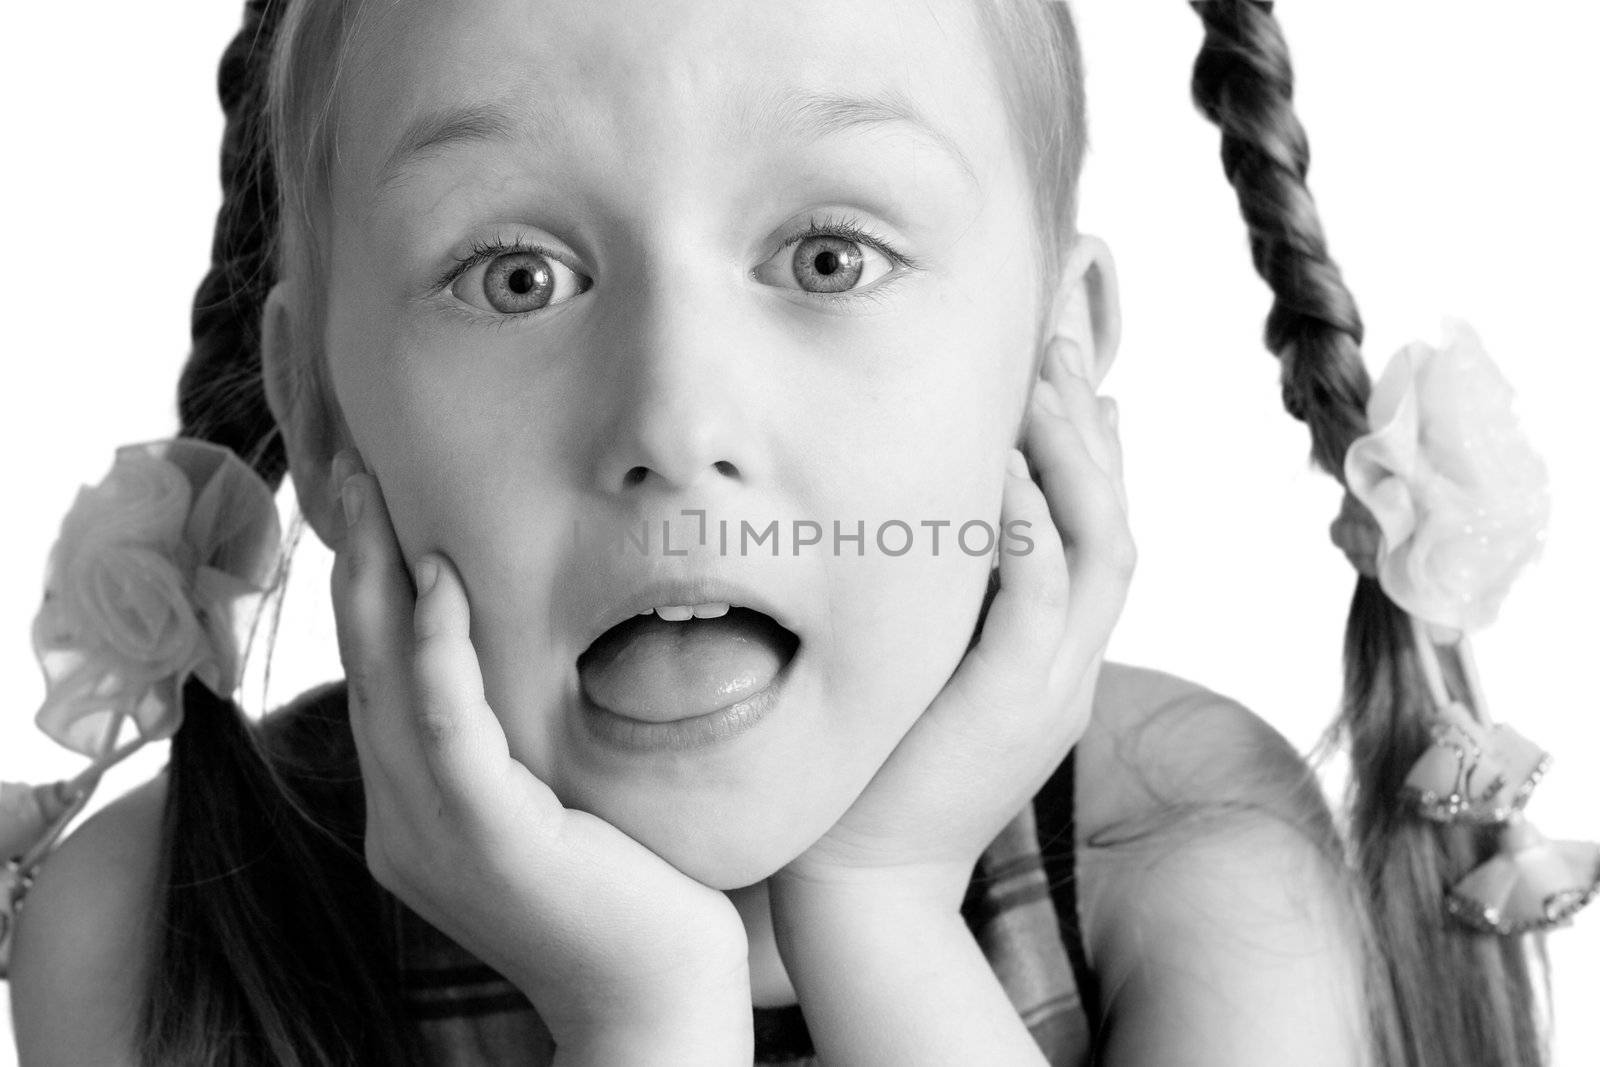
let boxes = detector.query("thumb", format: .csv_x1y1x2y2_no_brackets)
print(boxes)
409,554,559,826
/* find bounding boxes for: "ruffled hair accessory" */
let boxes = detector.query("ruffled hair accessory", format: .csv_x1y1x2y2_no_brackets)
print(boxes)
1332,320,1599,935
1,439,281,975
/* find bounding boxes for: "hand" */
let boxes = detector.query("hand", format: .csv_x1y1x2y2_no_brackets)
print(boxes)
774,340,1134,908
330,454,751,1057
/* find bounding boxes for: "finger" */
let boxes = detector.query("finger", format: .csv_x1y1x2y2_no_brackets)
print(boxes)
330,572,387,837
330,464,430,803
965,448,1072,686
326,452,388,822
1097,395,1129,516
1025,384,1137,679
1037,340,1129,519
915,451,1080,795
330,477,403,820
410,553,556,825
1038,343,1118,490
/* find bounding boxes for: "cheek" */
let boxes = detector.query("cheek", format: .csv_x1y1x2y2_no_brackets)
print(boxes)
324,237,570,567
313,174,1040,873
324,281,580,768
801,262,1035,765
807,468,1005,752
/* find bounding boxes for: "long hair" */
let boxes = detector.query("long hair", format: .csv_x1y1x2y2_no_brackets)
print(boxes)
145,0,1545,1063
142,1,417,1062
1184,3,1546,1064
148,3,1082,1060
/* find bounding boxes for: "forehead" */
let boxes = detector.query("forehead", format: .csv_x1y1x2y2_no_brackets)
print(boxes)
335,0,1016,205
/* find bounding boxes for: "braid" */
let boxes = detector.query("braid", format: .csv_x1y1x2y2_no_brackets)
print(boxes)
179,0,287,486
145,2,419,1062
1187,4,1546,1066
1188,0,1370,477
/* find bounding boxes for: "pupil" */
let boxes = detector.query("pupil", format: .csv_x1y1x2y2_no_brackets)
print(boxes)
815,250,840,275
509,268,534,295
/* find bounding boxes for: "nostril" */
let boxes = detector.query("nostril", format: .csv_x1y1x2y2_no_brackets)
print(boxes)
621,462,737,488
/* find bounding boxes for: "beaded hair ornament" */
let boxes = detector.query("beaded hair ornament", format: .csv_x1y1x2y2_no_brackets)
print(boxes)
0,439,281,975
1330,319,1599,934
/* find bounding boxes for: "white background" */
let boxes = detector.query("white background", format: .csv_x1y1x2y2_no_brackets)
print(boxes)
2,1,1595,1062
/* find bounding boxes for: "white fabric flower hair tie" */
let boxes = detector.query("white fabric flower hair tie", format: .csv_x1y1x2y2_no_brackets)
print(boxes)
2,439,281,975
1332,320,1598,936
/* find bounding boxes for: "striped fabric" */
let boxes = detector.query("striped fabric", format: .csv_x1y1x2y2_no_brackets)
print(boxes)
962,801,1095,1063
387,756,1095,1066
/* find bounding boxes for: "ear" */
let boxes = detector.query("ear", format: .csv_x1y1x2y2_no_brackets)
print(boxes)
1042,233,1122,389
261,281,352,549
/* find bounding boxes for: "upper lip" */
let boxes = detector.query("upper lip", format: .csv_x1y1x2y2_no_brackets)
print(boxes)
579,574,799,654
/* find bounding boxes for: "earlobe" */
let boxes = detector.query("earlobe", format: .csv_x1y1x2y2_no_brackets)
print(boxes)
1045,234,1123,389
260,282,351,547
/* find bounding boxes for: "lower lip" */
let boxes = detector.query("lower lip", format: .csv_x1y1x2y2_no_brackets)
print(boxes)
577,653,795,753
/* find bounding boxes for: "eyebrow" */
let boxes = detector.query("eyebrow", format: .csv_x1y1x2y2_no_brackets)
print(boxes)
378,104,522,192
377,84,980,195
738,84,981,194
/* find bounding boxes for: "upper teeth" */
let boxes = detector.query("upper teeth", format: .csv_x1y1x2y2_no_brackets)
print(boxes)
636,603,730,621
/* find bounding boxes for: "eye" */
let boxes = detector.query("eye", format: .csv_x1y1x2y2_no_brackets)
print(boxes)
757,216,909,299
448,244,593,315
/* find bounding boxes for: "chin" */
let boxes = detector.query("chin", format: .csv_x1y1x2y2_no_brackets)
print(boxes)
579,780,850,890
630,818,819,891
666,841,802,892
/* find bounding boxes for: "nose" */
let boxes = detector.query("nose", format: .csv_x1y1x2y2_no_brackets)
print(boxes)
591,278,755,497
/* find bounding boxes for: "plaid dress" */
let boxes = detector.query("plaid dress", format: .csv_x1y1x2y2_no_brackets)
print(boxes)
264,687,1100,1065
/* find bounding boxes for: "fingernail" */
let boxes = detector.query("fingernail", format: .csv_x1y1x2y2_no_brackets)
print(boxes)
1049,338,1071,374
1101,396,1119,430
331,449,356,486
1007,448,1029,478
414,556,439,597
1049,338,1085,380
1034,381,1066,416
342,477,364,527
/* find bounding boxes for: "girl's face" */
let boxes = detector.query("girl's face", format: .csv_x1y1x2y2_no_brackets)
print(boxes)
313,0,1055,887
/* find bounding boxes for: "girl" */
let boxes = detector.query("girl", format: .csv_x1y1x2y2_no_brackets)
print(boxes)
2,0,1590,1064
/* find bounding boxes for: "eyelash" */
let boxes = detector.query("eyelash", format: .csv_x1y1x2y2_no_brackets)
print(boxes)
431,213,920,319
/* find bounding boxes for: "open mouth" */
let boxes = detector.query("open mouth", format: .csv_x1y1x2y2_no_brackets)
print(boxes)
576,606,801,724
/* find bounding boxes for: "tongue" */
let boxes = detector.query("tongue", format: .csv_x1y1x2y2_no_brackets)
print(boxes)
578,608,794,722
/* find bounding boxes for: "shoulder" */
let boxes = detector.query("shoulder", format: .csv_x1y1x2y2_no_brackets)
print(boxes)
1067,661,1373,1065
1073,661,1328,843
8,771,168,1066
